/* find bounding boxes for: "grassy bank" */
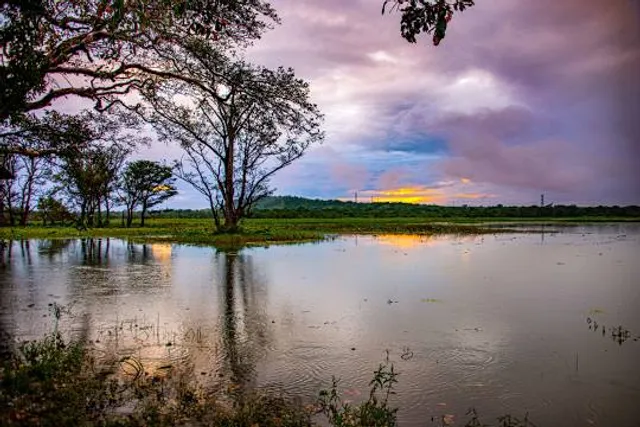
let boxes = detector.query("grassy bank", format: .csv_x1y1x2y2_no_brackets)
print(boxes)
0,216,623,247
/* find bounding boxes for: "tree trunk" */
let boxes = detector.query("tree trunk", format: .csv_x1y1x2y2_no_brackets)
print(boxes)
222,210,239,232
97,200,103,227
20,177,34,227
140,201,147,227
222,126,238,233
208,196,221,230
19,193,31,226
7,193,15,226
126,205,133,228
0,194,5,227
104,198,110,226
86,199,95,227
80,201,89,228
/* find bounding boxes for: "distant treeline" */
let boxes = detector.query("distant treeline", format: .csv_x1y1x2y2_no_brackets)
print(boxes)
148,196,640,219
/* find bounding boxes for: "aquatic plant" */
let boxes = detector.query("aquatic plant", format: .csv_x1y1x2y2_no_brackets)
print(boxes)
318,356,399,427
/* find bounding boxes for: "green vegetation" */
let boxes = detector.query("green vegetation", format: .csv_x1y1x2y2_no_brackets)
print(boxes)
1,333,538,427
318,359,399,427
0,216,529,249
153,196,640,221
0,333,314,427
1,204,637,248
382,0,476,45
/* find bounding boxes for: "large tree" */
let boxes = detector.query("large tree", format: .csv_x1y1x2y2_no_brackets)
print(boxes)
119,160,177,227
0,0,278,122
147,48,323,232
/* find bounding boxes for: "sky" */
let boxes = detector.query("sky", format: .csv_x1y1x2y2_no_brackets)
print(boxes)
137,0,640,207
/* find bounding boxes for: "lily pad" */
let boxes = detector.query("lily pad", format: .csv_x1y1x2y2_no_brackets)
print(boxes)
421,298,442,303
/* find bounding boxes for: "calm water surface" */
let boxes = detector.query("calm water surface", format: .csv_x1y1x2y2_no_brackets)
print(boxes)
1,224,639,426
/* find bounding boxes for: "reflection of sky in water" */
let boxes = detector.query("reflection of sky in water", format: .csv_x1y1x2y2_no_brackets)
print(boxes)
1,224,639,426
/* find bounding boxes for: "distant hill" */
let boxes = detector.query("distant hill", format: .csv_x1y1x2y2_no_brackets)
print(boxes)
150,196,640,219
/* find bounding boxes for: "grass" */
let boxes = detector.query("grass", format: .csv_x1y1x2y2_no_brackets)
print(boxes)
0,216,573,248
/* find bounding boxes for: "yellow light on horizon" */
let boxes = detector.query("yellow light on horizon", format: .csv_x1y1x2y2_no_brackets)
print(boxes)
353,186,494,205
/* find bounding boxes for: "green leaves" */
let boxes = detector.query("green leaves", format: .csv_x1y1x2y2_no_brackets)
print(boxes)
120,160,177,227
382,0,476,45
0,0,279,122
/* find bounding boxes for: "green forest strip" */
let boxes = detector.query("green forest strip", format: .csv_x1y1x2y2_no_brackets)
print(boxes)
0,216,635,248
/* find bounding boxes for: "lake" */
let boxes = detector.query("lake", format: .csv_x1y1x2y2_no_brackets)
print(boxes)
1,224,639,426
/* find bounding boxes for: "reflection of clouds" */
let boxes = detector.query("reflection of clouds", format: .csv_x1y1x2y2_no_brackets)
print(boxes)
2,230,640,425
150,243,172,281
150,243,172,263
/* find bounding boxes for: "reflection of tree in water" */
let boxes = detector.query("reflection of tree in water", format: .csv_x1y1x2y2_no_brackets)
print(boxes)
79,238,111,266
217,249,271,397
0,240,43,358
0,241,272,390
126,241,153,264
0,240,14,359
0,240,74,358
37,239,73,259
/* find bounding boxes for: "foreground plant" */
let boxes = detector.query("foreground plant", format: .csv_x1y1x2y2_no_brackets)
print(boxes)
0,332,312,426
1,332,539,426
318,359,399,427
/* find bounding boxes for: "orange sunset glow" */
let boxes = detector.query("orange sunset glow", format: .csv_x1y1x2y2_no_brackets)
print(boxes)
352,186,496,205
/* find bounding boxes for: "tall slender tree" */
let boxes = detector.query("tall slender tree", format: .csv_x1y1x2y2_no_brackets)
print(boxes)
146,47,323,232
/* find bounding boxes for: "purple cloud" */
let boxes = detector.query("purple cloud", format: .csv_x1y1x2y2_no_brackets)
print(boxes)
248,0,640,204
51,0,640,206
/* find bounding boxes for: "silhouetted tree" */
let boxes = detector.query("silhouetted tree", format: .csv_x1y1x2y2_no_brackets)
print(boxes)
119,160,177,227
36,195,73,226
55,143,130,227
147,47,324,232
0,154,49,225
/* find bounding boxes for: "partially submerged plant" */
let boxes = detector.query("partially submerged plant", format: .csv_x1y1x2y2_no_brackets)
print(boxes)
318,357,399,427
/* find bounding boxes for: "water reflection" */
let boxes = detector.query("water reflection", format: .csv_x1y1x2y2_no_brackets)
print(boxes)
0,240,12,358
0,226,639,427
217,249,270,394
80,238,111,265
37,239,73,259
0,240,272,397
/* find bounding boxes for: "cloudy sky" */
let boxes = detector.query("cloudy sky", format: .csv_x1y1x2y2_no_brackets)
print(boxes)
140,0,640,207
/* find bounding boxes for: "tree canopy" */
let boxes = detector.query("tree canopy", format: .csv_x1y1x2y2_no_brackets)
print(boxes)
0,0,278,121
147,46,324,231
54,142,130,227
119,160,177,227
